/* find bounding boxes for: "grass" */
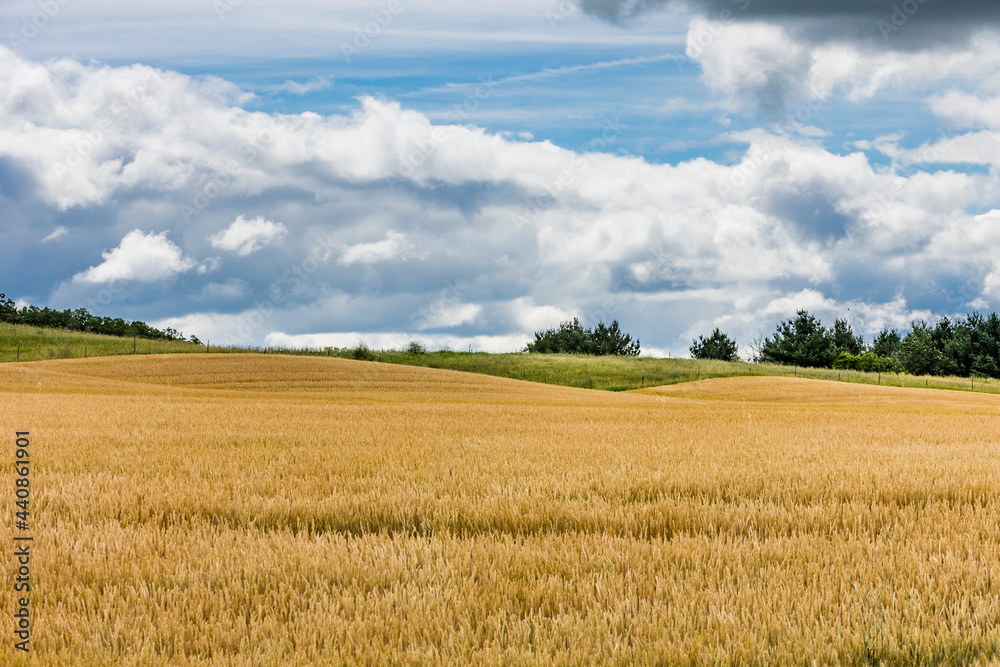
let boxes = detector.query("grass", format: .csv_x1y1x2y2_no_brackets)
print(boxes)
368,349,1000,395
0,323,201,361
3,322,1000,396
3,354,1000,664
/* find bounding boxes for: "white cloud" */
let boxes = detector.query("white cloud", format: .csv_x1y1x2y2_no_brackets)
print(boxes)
338,231,415,266
929,91,1000,129
264,331,531,353
272,77,334,95
149,312,251,346
897,131,1000,167
41,226,69,242
685,21,1000,113
509,298,579,332
197,257,222,274
72,230,196,284
198,279,250,300
209,215,288,257
6,45,1000,355
686,18,808,113
414,302,482,330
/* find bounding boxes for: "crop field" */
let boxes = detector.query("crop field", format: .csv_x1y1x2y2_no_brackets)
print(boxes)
3,354,1000,664
6,322,1000,397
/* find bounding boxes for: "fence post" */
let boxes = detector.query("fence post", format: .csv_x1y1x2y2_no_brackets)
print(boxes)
133,336,136,354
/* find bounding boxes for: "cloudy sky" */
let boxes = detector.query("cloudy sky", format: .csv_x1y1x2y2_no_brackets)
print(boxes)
2,0,1000,356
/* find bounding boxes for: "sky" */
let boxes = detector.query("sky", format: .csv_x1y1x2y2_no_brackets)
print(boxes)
2,0,1000,357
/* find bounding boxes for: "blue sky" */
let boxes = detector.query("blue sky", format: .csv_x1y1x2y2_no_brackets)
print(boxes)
2,0,1000,356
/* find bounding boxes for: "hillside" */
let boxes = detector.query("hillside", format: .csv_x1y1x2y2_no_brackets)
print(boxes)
0,322,200,362
4,321,1000,396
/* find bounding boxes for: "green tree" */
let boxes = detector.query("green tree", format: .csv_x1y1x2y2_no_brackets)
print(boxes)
967,312,1000,378
899,323,945,376
940,323,972,377
690,328,739,361
760,310,837,368
589,320,640,357
526,318,590,354
405,341,427,355
0,287,17,322
871,328,902,359
831,318,866,356
527,319,640,356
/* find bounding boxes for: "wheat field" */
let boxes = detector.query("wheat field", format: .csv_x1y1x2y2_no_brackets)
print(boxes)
2,354,1000,664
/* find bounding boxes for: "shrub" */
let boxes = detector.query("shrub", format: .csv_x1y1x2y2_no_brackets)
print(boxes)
526,318,640,357
833,352,896,373
351,342,376,361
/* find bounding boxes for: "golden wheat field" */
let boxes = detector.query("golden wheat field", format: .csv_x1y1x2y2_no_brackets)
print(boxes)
2,353,1000,665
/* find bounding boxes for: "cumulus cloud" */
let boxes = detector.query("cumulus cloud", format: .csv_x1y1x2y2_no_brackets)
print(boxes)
264,331,531,354
338,231,416,266
569,1,1000,115
509,298,580,333
208,215,288,257
4,46,1000,354
414,302,482,330
686,21,1000,114
72,230,196,284
928,91,1000,130
197,257,223,275
198,279,250,300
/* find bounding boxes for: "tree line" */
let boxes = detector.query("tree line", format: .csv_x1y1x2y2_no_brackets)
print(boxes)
691,310,1000,378
8,277,999,376
0,288,189,342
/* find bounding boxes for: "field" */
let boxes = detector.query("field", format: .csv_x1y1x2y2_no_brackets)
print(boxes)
3,354,1000,664
5,322,1000,396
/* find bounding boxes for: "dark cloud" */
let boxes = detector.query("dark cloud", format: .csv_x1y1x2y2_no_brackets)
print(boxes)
764,189,854,245
579,0,1000,46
